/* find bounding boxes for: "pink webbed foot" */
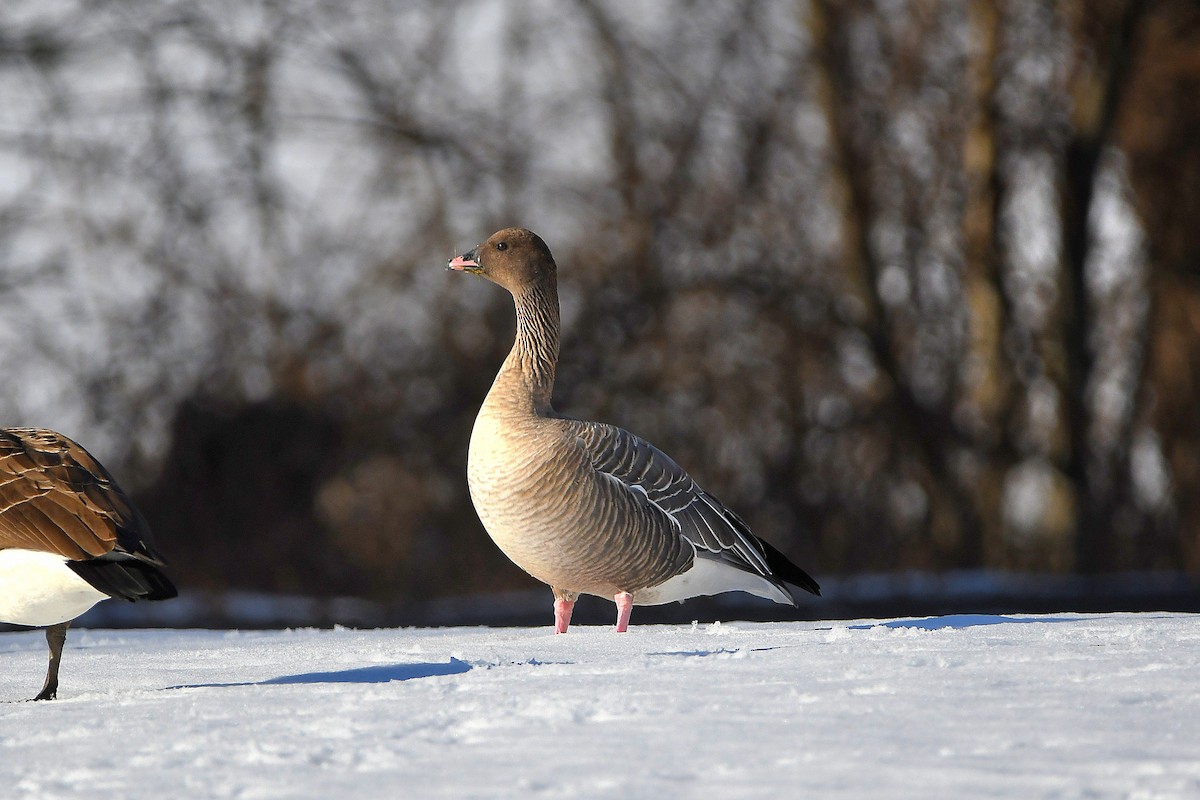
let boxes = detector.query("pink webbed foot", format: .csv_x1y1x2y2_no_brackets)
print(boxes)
554,596,575,634
614,591,633,633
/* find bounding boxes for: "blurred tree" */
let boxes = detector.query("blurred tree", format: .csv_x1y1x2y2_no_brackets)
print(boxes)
1113,0,1200,570
0,0,1194,601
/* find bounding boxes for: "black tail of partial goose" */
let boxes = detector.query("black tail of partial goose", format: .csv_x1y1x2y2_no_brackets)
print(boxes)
67,554,178,602
756,536,821,602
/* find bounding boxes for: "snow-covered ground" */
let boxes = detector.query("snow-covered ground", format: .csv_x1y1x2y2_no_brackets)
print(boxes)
2,614,1197,799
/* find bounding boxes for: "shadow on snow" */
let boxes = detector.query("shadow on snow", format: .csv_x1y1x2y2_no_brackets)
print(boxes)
850,614,1095,631
169,658,471,690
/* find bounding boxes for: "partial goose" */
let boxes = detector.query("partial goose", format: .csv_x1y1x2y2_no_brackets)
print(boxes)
448,227,819,632
0,428,176,699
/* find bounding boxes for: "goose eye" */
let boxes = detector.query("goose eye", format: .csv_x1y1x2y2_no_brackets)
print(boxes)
496,241,508,251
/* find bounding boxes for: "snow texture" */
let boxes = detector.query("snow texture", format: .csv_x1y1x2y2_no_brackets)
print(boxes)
2,614,1198,798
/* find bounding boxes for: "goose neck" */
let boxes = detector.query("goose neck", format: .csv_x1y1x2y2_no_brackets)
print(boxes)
501,279,560,414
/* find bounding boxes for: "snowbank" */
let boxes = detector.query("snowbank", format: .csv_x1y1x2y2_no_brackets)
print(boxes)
2,613,1197,798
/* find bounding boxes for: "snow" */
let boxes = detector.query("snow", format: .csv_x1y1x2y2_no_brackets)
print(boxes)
2,614,1198,798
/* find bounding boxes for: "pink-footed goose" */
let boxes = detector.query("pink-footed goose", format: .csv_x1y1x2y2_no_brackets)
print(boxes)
448,227,819,632
0,428,176,699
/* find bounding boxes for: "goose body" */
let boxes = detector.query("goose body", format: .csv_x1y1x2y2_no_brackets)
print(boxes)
449,228,819,632
0,428,176,699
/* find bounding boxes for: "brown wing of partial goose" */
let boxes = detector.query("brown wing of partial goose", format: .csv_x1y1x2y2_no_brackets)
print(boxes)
0,428,176,601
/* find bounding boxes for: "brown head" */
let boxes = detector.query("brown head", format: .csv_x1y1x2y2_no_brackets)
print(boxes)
447,227,557,294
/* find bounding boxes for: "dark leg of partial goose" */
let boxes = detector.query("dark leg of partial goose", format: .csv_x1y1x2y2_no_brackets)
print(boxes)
32,622,70,701
614,592,633,633
553,589,576,634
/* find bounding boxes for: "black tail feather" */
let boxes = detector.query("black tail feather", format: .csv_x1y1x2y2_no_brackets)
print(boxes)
67,555,178,602
756,537,821,599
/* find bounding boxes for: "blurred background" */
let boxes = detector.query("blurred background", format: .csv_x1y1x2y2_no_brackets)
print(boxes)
1,0,1198,625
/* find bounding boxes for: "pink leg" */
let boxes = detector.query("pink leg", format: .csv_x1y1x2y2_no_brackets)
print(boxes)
554,597,575,634
614,592,633,633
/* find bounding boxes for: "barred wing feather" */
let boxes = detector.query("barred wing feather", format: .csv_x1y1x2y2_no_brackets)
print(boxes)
567,420,776,579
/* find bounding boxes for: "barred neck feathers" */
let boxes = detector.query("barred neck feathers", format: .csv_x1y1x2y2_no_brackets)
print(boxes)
504,277,560,414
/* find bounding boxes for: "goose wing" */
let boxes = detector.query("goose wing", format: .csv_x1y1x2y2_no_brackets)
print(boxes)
0,428,164,564
566,419,779,579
